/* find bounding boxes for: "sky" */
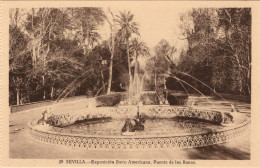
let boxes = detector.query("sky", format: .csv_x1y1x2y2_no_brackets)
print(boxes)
99,6,191,60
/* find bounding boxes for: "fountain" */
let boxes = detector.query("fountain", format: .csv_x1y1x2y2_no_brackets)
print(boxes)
28,101,249,150
27,58,250,151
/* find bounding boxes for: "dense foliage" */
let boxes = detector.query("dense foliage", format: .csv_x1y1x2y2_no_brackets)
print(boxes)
9,7,251,106
176,8,251,96
9,8,109,105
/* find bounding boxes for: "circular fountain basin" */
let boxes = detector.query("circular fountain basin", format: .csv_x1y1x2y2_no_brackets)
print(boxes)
41,118,230,137
28,106,250,151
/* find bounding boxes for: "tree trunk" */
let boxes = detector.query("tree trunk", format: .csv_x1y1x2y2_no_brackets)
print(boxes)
14,9,19,26
32,41,36,67
133,52,138,96
106,8,115,95
154,73,157,90
51,86,54,99
126,38,132,102
31,9,36,67
101,70,105,93
16,89,20,105
107,33,115,94
107,56,113,94
37,43,40,60
42,75,46,100
248,71,251,96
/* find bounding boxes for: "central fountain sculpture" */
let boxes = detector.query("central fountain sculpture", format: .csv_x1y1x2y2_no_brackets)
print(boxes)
121,102,145,135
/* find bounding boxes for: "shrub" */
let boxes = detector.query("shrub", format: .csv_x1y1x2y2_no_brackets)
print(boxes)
167,94,188,105
95,93,122,107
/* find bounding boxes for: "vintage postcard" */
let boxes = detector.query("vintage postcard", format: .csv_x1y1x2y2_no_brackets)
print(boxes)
1,0,260,167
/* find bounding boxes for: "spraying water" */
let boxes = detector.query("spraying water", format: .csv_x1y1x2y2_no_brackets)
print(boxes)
175,70,228,102
167,73,218,108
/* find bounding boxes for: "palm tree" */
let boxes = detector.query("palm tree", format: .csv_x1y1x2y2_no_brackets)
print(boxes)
130,38,149,96
70,7,105,54
115,11,140,98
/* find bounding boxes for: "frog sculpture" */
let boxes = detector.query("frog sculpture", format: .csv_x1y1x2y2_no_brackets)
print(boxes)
37,108,53,125
121,115,146,135
121,102,146,135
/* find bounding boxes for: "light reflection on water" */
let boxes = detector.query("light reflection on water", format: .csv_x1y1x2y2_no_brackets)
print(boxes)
61,118,224,136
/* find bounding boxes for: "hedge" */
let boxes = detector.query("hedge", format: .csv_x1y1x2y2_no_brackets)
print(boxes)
95,93,124,107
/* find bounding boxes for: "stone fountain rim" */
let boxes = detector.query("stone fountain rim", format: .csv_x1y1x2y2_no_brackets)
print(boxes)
27,105,250,150
28,117,249,139
28,105,250,139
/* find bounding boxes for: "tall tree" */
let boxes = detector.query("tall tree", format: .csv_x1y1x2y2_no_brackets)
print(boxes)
105,8,116,94
217,8,251,95
154,39,176,89
69,7,105,55
9,25,31,105
115,11,140,99
24,8,72,100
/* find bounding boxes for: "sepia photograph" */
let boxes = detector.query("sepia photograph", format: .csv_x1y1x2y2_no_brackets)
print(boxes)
1,1,260,167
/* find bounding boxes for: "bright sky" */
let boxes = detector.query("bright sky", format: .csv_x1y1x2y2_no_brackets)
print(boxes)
99,6,191,59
